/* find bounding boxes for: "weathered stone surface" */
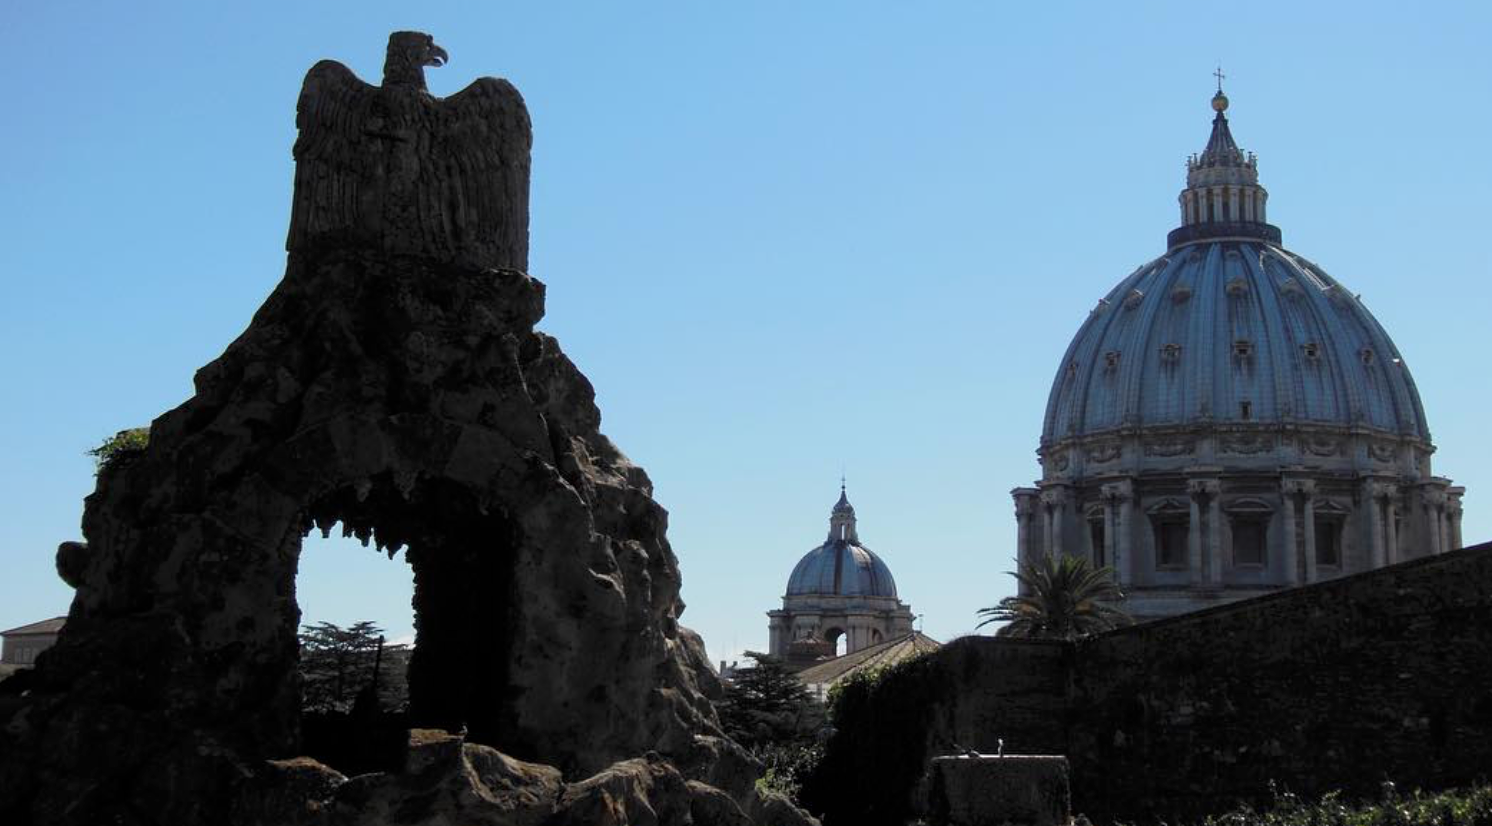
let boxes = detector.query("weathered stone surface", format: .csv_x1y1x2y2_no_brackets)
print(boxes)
745,787,824,826
230,756,348,826
552,756,694,826
0,32,813,826
808,542,1492,826
231,731,769,826
324,730,563,826
927,755,1070,826
674,734,762,803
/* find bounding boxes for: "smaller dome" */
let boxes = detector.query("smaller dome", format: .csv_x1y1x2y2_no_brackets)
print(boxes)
785,541,898,598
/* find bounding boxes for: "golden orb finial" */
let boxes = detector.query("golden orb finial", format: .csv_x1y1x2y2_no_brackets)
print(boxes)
1212,90,1229,112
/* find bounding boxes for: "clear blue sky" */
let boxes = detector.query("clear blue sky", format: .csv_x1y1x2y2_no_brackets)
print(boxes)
3,2,1488,665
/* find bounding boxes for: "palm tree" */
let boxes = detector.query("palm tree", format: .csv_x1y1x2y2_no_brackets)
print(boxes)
976,553,1131,640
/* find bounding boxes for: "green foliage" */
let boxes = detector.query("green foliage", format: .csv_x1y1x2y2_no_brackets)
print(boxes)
976,552,1131,639
719,652,828,807
1195,782,1492,826
823,653,920,725
87,427,149,473
298,620,409,714
800,650,950,826
717,651,825,751
754,742,825,801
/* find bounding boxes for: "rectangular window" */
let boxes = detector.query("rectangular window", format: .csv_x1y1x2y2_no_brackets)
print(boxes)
1232,518,1268,566
1089,519,1106,568
1316,519,1342,566
1155,519,1189,567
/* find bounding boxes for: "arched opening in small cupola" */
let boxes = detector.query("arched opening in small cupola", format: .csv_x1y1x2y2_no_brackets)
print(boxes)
825,626,847,658
287,473,521,774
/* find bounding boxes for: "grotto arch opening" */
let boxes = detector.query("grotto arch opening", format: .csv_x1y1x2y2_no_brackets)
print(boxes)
284,473,523,768
294,522,414,775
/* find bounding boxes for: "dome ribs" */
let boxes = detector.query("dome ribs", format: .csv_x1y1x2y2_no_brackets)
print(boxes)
1254,248,1306,426
1192,243,1223,424
1041,240,1435,456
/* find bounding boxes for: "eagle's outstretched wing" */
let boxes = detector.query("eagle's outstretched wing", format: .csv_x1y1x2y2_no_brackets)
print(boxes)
288,60,377,254
431,78,532,271
288,57,531,272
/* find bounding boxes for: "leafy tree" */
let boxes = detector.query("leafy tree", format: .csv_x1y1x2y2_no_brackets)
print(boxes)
718,652,828,801
976,553,1131,640
717,651,824,749
298,621,409,713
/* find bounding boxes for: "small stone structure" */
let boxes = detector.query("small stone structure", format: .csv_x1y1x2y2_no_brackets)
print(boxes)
928,754,1071,826
0,32,814,826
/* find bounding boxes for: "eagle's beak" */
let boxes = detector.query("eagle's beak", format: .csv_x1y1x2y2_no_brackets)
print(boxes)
427,44,449,68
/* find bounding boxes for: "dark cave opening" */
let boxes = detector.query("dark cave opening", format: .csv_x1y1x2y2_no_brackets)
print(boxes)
292,474,519,774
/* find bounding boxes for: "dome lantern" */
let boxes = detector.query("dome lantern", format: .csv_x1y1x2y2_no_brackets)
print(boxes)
1170,81,1281,249
829,480,859,543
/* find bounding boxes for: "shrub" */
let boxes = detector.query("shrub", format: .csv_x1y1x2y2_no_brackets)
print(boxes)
755,742,825,801
87,427,149,473
801,650,951,826
1196,782,1492,826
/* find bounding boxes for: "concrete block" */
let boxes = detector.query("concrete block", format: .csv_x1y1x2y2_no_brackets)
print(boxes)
928,754,1070,826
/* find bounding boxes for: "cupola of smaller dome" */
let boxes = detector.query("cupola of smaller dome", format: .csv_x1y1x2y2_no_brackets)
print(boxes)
829,480,859,542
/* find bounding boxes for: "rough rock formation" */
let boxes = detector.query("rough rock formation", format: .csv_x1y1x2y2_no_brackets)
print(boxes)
232,729,798,826
0,32,816,826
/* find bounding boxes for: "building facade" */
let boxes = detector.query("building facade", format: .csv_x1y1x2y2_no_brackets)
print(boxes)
1,617,66,667
769,486,915,660
1013,87,1466,620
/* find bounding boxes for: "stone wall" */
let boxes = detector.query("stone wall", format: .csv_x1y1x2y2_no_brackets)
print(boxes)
801,637,1069,825
1070,540,1492,823
805,541,1492,826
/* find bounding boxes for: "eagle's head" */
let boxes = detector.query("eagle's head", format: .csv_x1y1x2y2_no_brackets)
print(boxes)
383,31,449,90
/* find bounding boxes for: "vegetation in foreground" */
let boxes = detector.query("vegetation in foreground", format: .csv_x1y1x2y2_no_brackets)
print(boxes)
88,427,149,473
977,552,1130,639
715,651,828,803
1184,783,1492,826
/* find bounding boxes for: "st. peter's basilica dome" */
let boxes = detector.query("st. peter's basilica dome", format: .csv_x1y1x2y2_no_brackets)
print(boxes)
1011,86,1464,620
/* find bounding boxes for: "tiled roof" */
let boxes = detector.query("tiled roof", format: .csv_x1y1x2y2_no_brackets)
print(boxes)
795,632,941,688
1,617,66,637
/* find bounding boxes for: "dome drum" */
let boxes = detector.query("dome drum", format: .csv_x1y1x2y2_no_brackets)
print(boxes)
1039,426,1435,482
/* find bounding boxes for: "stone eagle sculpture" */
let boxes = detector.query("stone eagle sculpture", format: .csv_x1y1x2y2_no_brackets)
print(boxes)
288,31,531,271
